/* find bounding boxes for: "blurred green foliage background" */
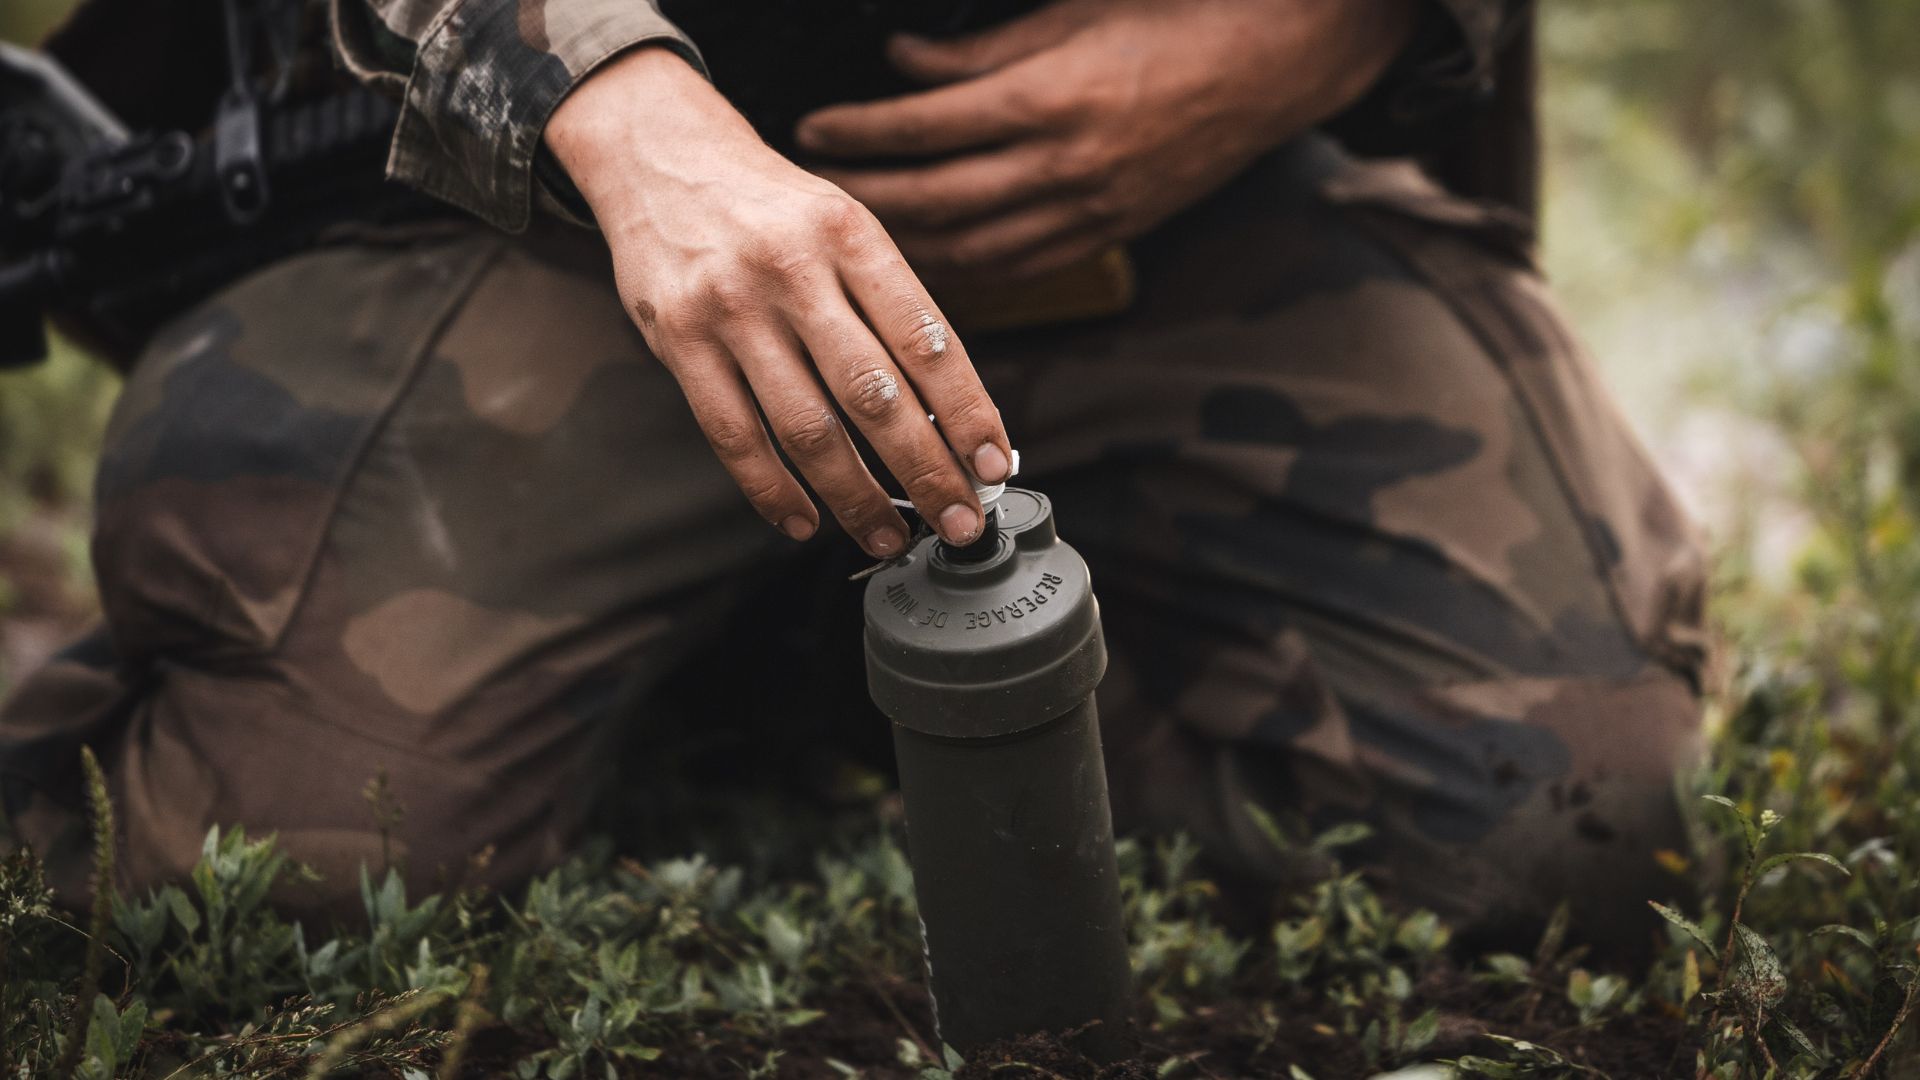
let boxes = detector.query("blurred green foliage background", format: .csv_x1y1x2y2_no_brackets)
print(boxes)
0,1,114,694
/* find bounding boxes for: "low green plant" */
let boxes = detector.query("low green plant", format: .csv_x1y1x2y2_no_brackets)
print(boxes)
8,711,1919,1080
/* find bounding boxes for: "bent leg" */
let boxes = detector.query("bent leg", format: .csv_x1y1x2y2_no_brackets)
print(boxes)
978,139,1707,952
0,224,783,909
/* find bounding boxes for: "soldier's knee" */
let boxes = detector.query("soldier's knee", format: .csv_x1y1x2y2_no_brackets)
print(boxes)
74,675,587,920
113,754,575,922
1164,663,1702,959
90,312,387,659
1392,668,1703,958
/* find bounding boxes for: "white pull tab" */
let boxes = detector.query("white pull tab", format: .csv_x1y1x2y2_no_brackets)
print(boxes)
972,448,1020,509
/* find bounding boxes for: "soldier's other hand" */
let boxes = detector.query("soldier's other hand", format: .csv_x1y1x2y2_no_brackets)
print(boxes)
797,0,1419,279
545,47,1013,558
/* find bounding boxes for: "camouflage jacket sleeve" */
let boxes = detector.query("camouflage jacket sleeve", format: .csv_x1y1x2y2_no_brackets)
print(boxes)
329,0,706,231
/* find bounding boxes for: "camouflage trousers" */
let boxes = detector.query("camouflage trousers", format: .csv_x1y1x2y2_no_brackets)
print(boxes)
0,138,1707,950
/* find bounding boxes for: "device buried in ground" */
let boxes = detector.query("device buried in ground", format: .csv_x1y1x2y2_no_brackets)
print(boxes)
862,486,1133,1059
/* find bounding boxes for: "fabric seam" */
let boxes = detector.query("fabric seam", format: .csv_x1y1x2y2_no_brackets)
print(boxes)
267,235,509,653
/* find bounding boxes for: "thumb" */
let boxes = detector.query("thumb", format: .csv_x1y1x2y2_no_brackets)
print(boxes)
888,2,1098,84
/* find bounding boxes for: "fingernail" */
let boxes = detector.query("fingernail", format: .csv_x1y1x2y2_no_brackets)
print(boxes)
973,443,1010,484
780,515,815,542
795,121,823,151
867,527,905,557
939,504,981,544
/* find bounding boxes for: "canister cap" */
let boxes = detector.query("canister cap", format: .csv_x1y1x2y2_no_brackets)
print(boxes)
862,488,1105,739
994,488,1058,548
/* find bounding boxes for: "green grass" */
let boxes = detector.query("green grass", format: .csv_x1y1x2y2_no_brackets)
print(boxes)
1,645,1918,1079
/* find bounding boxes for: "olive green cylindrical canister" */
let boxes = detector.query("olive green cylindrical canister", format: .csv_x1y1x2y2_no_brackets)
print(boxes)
862,488,1132,1059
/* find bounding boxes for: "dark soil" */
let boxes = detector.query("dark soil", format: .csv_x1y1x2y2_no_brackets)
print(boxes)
644,982,941,1078
452,961,1690,1079
941,971,1688,1080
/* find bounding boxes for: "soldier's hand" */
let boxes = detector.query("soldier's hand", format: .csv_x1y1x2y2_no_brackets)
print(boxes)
796,0,1418,279
545,47,1012,558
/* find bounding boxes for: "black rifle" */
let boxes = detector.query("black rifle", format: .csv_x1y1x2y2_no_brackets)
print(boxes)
0,36,445,369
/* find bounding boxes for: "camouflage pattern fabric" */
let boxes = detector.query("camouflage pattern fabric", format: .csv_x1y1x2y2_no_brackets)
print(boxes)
325,0,1524,233
0,137,1705,949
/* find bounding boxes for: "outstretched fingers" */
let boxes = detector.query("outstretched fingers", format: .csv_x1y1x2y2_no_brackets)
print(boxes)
781,288,990,547
663,343,822,544
796,71,1049,160
839,246,1014,489
884,3,1100,85
719,324,914,558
